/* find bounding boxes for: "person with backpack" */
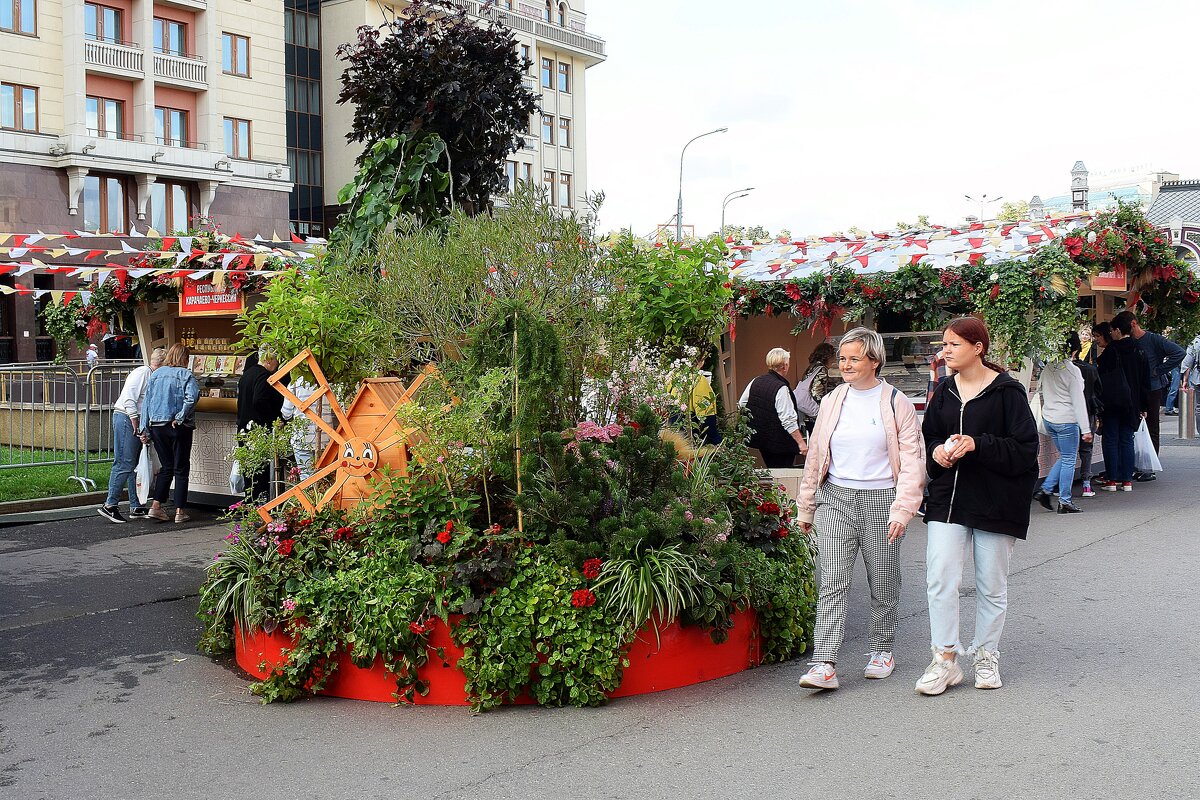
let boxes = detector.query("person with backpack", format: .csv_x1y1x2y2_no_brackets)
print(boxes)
1180,333,1200,427
794,343,836,434
795,328,925,691
1093,320,1149,493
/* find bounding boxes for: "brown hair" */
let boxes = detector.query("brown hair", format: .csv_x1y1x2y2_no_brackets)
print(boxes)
164,343,190,368
807,342,837,368
943,317,1007,373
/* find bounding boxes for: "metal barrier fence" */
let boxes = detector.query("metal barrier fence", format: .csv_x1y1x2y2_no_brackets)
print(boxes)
0,360,140,494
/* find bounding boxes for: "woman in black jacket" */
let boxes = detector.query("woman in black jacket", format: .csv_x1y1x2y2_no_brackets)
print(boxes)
916,317,1039,697
1092,321,1149,492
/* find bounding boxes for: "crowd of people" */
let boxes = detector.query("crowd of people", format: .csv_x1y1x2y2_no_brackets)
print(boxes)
739,309,1192,696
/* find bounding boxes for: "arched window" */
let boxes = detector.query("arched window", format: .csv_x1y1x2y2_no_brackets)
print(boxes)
544,0,551,21
557,2,567,25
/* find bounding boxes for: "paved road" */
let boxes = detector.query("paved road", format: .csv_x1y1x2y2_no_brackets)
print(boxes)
1,439,1198,800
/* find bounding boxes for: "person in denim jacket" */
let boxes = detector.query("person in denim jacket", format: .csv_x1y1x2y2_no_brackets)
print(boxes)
141,344,199,523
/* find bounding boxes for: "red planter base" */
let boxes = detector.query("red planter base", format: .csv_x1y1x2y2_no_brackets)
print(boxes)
235,608,761,706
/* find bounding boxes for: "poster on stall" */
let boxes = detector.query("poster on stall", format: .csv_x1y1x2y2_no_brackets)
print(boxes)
179,278,245,316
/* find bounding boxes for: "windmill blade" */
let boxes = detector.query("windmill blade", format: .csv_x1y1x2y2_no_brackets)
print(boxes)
268,349,352,447
255,459,341,523
318,471,354,509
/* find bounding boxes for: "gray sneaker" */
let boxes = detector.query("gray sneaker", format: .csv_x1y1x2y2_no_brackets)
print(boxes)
97,505,127,524
973,648,1003,689
915,651,963,696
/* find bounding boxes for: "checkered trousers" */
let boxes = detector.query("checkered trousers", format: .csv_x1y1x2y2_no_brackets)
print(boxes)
811,481,902,663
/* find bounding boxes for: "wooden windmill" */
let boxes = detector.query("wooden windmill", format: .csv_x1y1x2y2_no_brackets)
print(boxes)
254,349,439,524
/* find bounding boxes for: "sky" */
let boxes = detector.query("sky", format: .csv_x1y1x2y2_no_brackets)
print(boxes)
583,0,1200,239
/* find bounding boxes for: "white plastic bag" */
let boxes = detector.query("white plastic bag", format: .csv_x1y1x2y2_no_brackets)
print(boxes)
1031,392,1049,436
134,447,153,506
229,458,245,495
1133,419,1163,473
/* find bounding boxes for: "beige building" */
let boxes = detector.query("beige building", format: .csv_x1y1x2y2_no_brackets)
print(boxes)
318,0,606,223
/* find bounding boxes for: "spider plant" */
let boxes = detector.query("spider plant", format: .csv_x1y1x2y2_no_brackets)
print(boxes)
591,543,709,647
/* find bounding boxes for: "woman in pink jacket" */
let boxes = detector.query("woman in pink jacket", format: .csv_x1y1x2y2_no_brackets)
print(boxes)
795,327,926,690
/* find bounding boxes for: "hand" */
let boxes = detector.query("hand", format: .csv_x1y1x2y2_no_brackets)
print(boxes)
798,521,812,533
171,420,179,428
1141,411,1148,419
887,521,906,542
932,444,954,468
1082,432,1093,443
946,434,976,461
798,440,809,456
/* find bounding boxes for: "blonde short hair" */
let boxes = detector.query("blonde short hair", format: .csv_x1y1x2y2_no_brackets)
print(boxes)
765,347,791,370
149,347,167,368
838,327,886,375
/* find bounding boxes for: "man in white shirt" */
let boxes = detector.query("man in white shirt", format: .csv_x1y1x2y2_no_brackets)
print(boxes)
738,347,810,467
98,348,165,523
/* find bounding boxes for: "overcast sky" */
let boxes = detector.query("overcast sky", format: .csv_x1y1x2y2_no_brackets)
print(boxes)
583,0,1200,239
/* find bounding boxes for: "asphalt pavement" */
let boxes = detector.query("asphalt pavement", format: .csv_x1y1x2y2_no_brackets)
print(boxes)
1,432,1198,800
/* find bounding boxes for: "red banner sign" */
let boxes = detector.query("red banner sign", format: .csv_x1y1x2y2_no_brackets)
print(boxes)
178,278,245,316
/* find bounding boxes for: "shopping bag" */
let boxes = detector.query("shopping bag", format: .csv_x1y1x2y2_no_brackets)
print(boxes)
134,447,153,506
1031,392,1049,436
1133,419,1163,473
229,458,245,495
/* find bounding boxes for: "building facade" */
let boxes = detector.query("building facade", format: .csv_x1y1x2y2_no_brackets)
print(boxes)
309,0,606,236
0,0,293,361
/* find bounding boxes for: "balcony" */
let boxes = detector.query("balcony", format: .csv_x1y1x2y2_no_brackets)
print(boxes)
156,0,206,9
465,1,606,63
153,52,208,89
84,39,144,79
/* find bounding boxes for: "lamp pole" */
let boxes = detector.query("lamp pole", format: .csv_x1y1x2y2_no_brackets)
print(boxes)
964,193,1003,223
720,187,754,237
676,127,727,241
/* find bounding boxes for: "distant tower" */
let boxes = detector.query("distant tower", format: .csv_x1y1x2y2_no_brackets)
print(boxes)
1071,161,1089,212
1030,195,1045,221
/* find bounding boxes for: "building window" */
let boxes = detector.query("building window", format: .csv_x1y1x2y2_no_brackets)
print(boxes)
557,61,571,93
557,2,566,26
85,3,121,44
519,43,531,72
286,76,320,114
284,9,319,49
223,117,250,159
222,32,250,76
543,170,555,203
521,163,532,185
82,174,127,233
541,114,554,145
287,149,322,186
0,83,37,132
559,174,572,208
541,57,553,89
153,17,186,56
504,161,517,193
1,0,36,35
558,117,571,148
155,106,188,147
543,0,551,21
148,181,192,234
86,96,123,139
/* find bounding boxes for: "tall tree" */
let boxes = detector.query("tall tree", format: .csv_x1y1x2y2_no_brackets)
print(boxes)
336,0,541,214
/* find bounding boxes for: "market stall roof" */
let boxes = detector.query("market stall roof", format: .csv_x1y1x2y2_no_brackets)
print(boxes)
727,213,1095,282
1146,180,1200,227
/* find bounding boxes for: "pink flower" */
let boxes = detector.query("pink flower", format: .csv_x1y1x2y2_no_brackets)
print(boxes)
282,598,297,613
684,511,694,521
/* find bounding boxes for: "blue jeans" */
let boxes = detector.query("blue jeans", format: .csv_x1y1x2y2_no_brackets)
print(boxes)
1041,420,1080,504
1100,415,1136,483
1164,369,1181,412
926,522,1015,653
104,411,145,509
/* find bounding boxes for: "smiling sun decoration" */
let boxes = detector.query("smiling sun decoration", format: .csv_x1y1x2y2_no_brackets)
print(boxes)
254,349,438,524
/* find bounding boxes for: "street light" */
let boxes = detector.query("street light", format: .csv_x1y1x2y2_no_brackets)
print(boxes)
721,187,754,237
965,193,1003,223
676,126,728,241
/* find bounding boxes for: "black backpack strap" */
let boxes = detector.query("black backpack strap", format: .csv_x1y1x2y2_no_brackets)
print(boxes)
890,386,899,415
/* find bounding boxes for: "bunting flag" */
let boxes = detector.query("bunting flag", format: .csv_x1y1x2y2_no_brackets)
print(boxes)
728,212,1096,282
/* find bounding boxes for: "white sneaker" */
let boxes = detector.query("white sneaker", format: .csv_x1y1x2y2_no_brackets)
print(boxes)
864,651,895,679
915,651,963,696
973,647,1003,689
798,662,839,690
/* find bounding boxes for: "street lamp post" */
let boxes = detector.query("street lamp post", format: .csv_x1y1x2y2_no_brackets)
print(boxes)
720,187,754,237
676,127,728,241
964,193,1004,223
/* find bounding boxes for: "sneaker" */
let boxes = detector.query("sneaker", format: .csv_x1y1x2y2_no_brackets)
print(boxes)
798,662,839,690
1121,482,1133,492
1165,409,1178,416
97,505,127,524
1057,501,1082,514
915,652,963,696
129,507,149,519
1032,488,1053,511
864,651,895,679
973,648,1003,689
1100,481,1119,492
174,512,192,524
1135,472,1156,482
147,507,170,522
1081,482,1095,498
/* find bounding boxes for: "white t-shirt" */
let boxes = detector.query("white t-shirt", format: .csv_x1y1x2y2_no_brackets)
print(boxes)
827,383,894,490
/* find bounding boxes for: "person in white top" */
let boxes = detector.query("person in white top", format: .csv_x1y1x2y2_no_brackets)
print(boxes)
1032,332,1092,514
794,328,926,690
281,375,319,481
97,347,166,523
86,343,99,369
737,347,809,467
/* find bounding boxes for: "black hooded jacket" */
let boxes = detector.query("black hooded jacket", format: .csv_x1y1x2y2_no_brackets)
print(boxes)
922,372,1039,540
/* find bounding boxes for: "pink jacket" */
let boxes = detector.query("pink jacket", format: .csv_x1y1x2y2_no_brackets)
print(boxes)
795,380,926,528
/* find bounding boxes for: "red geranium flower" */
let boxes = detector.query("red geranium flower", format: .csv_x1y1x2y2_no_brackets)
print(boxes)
409,621,427,635
582,558,602,580
1063,236,1084,258
989,284,1001,301
276,539,295,556
775,525,790,539
570,589,597,608
437,528,452,544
